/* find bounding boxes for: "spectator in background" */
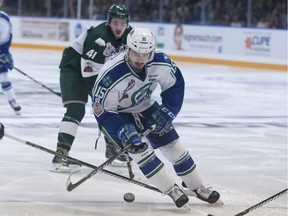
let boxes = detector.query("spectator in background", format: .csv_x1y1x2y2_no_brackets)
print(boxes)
74,23,83,38
0,0,21,115
174,24,183,50
1,0,287,29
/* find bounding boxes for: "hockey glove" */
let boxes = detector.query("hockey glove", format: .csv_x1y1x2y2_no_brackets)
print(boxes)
0,122,4,140
147,105,175,134
118,123,141,146
0,52,14,71
117,123,147,153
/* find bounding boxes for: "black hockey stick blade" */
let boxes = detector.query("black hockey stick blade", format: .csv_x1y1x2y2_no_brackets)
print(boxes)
66,143,132,191
126,155,135,179
66,124,156,192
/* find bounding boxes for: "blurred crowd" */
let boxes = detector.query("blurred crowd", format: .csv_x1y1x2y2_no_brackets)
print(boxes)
2,0,287,29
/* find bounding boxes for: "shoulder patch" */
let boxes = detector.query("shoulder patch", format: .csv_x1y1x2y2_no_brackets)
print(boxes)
163,54,171,63
102,75,113,87
95,38,106,46
93,98,104,117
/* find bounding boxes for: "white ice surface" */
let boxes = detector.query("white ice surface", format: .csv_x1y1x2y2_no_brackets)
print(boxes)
0,48,287,216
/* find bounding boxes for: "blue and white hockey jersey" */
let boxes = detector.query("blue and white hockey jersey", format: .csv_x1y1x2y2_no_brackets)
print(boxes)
0,10,12,54
92,51,185,133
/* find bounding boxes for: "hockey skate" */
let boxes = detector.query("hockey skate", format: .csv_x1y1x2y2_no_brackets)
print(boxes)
181,182,222,204
167,184,189,208
9,100,21,115
193,185,220,204
105,143,131,166
51,147,81,173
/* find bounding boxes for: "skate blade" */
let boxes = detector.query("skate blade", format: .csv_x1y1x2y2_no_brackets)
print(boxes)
50,164,81,173
182,203,191,210
108,160,130,167
183,190,224,205
15,111,21,116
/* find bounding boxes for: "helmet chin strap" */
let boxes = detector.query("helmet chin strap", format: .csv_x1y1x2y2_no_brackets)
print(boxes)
148,49,155,62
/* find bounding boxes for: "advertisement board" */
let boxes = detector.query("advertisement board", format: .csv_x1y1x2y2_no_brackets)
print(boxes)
9,17,287,70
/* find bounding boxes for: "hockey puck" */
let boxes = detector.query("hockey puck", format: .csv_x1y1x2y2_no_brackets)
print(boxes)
123,192,135,202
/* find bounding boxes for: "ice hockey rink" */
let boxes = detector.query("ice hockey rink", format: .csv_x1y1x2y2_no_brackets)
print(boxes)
0,48,287,216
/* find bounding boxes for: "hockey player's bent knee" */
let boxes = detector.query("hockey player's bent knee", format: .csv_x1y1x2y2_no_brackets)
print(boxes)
159,139,188,164
0,81,11,91
65,103,86,122
0,73,12,91
59,103,86,138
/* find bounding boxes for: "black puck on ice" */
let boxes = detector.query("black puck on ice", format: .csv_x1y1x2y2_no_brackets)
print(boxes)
123,192,135,202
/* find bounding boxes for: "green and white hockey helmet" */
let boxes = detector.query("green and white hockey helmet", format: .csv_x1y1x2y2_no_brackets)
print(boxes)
107,4,130,22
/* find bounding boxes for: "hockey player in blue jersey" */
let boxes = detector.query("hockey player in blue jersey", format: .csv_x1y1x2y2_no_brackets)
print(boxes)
0,0,21,115
92,27,220,208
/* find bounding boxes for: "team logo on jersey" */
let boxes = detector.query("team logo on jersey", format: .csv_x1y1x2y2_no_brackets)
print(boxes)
103,42,116,57
119,79,135,102
131,83,152,105
84,64,93,72
93,98,104,117
95,38,105,46
102,75,113,87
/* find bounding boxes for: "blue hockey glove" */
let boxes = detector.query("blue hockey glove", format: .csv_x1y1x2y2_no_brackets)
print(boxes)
0,52,14,71
147,105,175,134
117,123,142,146
0,123,4,140
117,123,148,153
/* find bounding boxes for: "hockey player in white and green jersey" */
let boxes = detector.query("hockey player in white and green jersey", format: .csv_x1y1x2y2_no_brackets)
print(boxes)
52,5,133,172
92,27,220,208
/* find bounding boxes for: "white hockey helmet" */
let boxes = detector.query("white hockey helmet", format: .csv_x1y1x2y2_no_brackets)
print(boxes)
127,27,155,54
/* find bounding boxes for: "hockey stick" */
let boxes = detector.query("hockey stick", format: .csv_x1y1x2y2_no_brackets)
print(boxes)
66,125,156,191
3,132,163,194
96,128,136,180
13,66,61,97
3,131,209,201
126,155,135,179
234,188,287,216
207,188,288,216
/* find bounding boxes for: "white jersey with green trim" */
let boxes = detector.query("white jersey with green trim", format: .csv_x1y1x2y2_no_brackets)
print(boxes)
92,50,184,120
